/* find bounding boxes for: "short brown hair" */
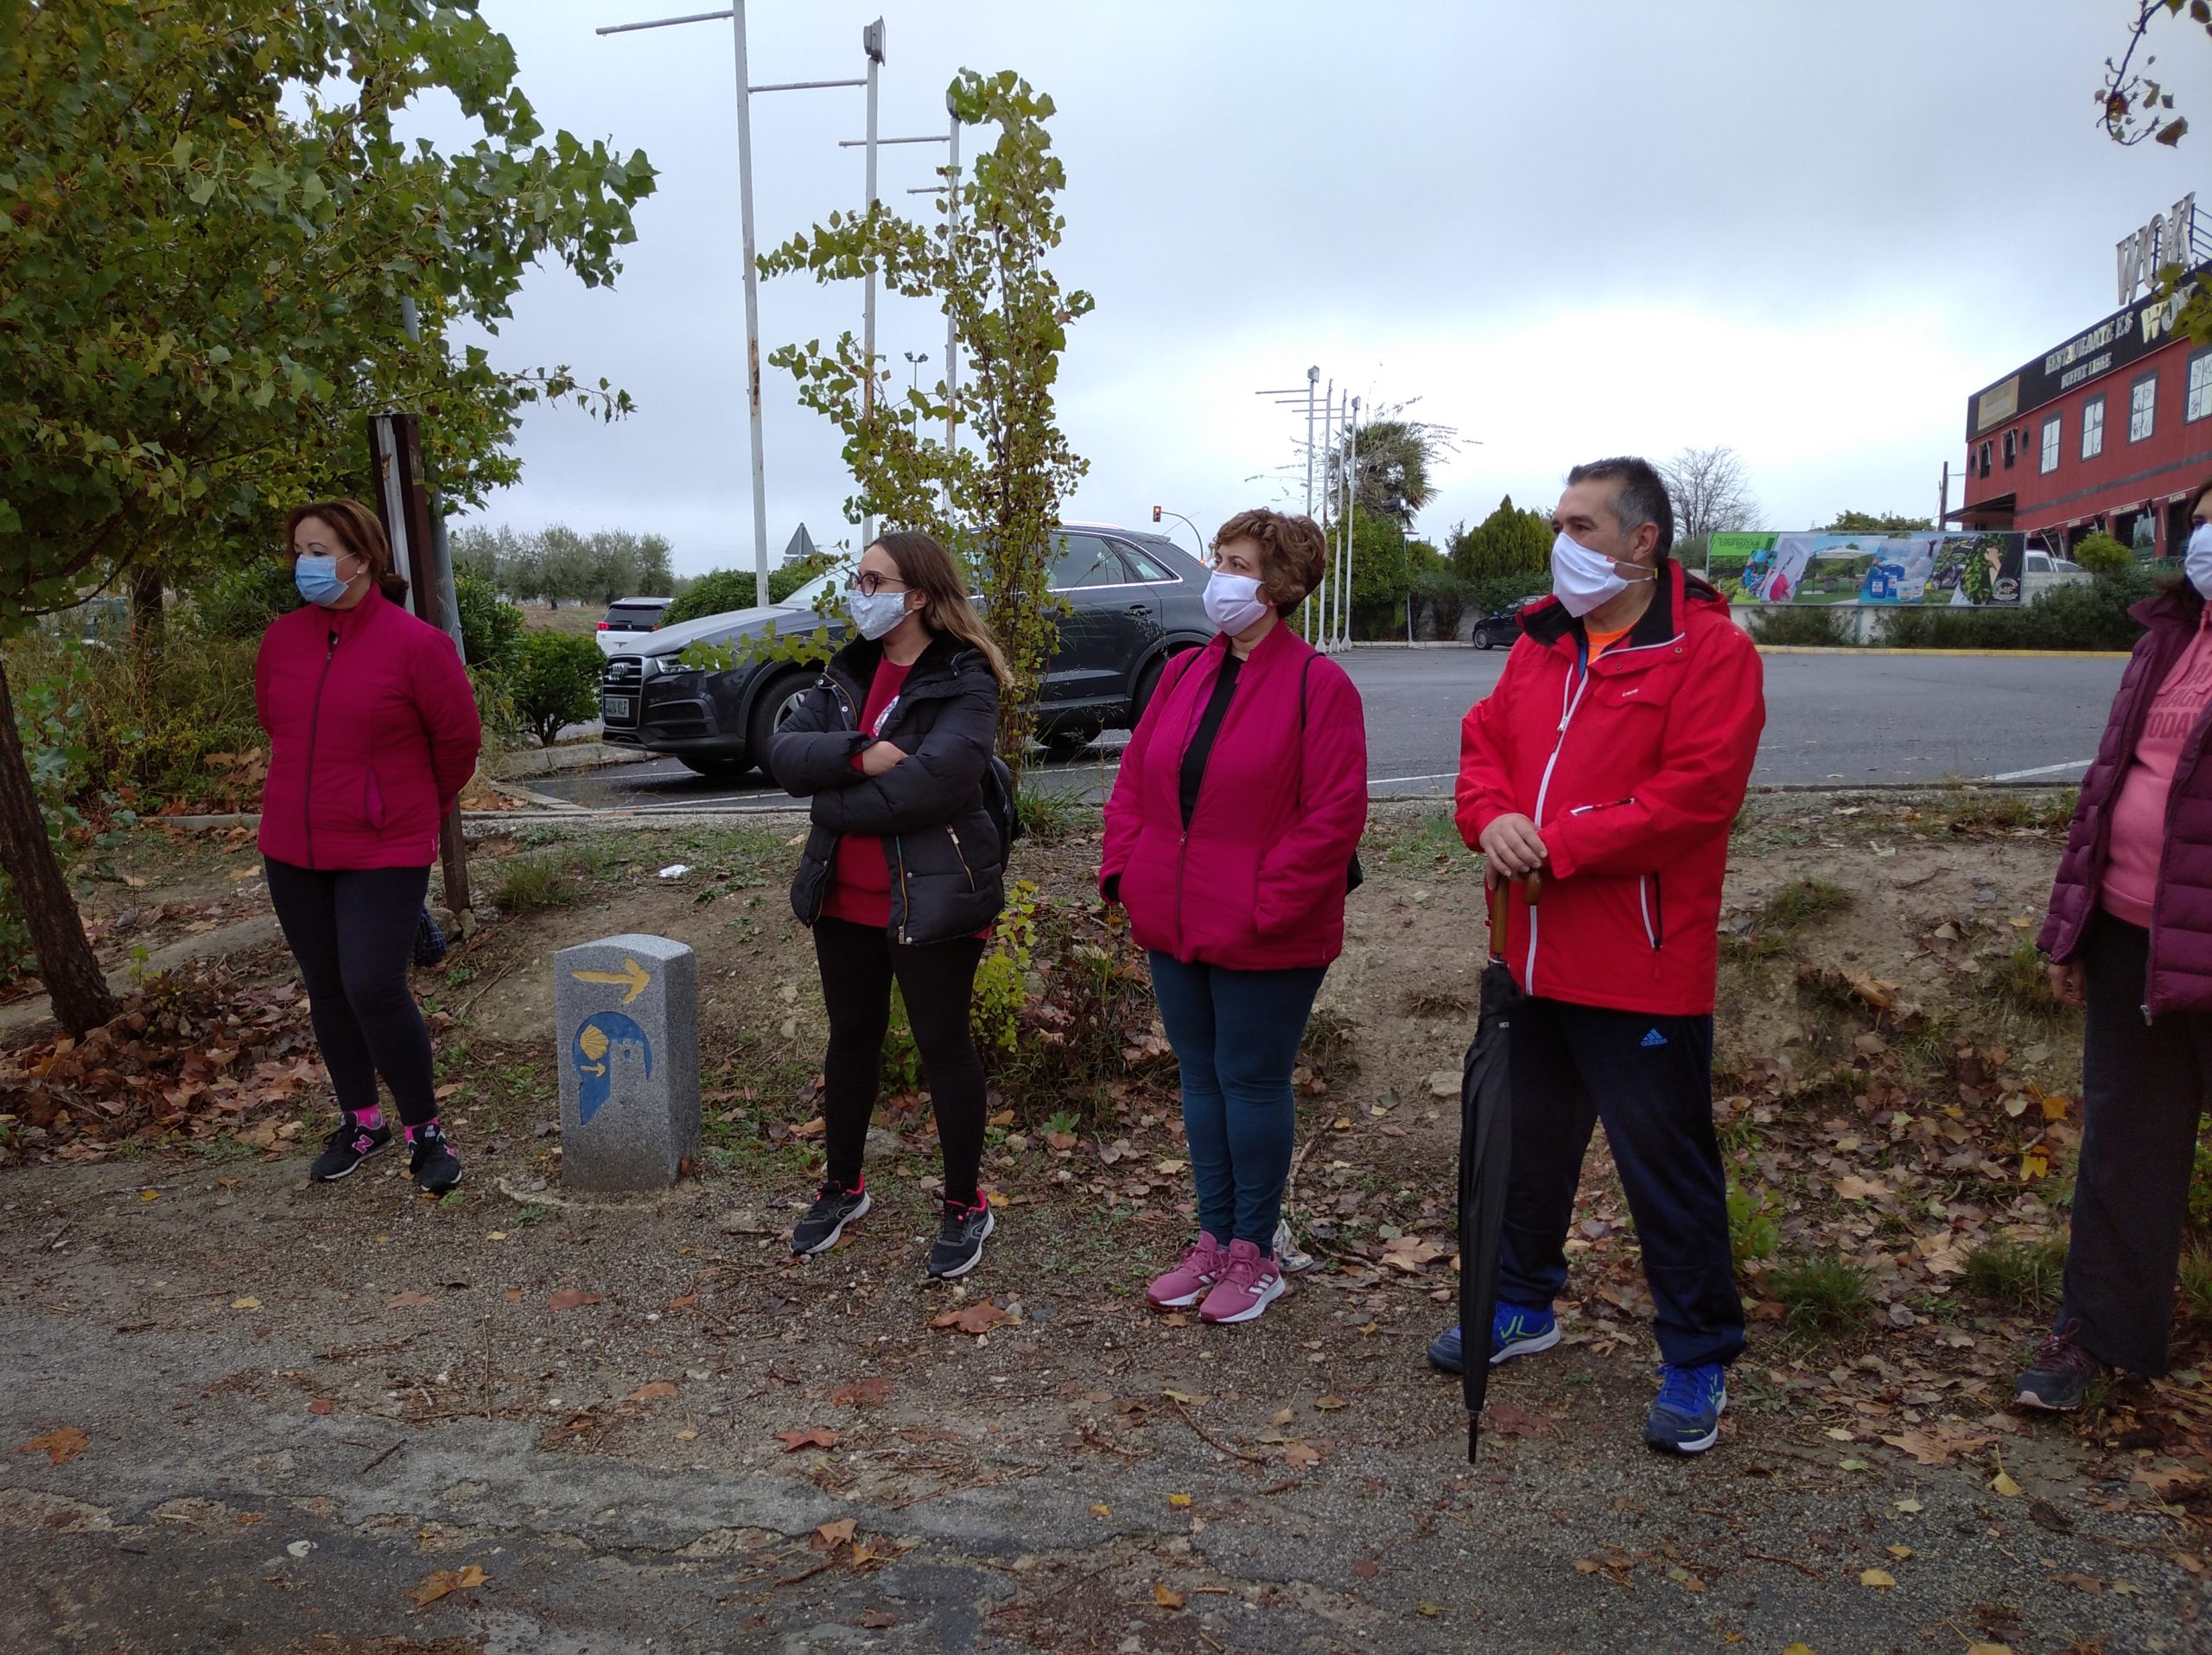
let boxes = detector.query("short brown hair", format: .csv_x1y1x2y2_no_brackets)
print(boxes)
283,499,410,603
1211,508,1326,616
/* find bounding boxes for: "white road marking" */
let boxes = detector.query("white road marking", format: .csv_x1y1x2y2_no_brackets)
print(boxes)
1366,773,1458,788
1984,759,2094,782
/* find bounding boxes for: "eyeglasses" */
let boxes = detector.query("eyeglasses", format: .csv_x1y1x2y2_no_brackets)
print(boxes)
847,571,910,598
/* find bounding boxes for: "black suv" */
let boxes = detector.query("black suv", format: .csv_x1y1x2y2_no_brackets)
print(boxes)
600,526,1214,778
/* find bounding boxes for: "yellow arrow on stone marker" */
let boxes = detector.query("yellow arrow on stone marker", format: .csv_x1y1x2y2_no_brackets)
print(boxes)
570,958,650,1005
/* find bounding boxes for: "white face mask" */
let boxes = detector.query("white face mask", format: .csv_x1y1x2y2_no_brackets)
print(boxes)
1203,570,1271,635
846,587,911,640
1550,532,1632,618
2188,522,2212,601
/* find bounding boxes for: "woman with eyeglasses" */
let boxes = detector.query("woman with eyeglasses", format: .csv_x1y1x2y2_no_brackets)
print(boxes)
770,532,1012,1279
257,500,481,1193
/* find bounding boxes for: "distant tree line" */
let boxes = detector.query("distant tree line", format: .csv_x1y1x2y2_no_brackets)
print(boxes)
450,523,677,608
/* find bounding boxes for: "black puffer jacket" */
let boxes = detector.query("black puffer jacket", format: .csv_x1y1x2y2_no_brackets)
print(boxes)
771,631,1007,945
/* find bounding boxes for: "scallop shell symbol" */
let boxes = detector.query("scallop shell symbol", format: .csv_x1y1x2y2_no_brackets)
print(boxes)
578,1023,610,1064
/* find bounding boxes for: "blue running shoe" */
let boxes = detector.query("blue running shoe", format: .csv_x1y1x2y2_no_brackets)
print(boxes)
1426,1302,1560,1375
1643,1362,1727,1454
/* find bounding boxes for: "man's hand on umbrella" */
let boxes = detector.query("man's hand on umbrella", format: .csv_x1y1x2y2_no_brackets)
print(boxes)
1478,813,1548,879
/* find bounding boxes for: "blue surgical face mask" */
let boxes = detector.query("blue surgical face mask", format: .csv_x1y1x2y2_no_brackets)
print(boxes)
294,554,356,608
846,587,912,640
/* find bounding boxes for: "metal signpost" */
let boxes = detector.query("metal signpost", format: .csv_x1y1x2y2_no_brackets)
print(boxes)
597,6,873,606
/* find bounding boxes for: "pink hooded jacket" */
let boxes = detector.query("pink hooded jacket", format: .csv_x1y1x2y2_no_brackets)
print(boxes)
1101,625,1367,971
255,586,481,870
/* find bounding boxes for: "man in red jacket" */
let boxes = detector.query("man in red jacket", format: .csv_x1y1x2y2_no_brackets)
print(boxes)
1431,455,1766,1455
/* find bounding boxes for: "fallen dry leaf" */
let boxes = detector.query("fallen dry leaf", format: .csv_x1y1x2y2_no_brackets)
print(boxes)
777,1428,840,1453
1313,1395,1348,1411
1859,1567,1896,1588
547,1289,602,1312
230,1297,261,1311
408,1563,488,1607
625,1381,678,1404
386,1291,435,1309
664,1293,696,1313
830,1377,893,1408
1990,1470,2024,1499
1834,1174,1888,1202
1153,1582,1185,1609
1281,1442,1322,1469
1879,1428,1995,1467
1089,1503,1111,1518
812,1517,856,1550
855,1610,896,1629
15,1426,88,1465
2052,1571,2104,1594
1485,1402,1557,1439
1351,1558,1380,1580
930,1302,1007,1337
1167,1493,1192,1509
308,1398,336,1416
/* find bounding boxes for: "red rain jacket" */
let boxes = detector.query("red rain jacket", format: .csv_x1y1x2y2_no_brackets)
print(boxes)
1456,563,1764,1016
256,585,482,871
1102,625,1367,971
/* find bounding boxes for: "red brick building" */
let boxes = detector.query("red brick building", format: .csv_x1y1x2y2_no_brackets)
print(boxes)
1956,195,2212,558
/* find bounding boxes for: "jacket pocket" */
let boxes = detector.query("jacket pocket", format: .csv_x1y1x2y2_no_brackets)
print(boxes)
1638,871,1664,951
363,767,387,831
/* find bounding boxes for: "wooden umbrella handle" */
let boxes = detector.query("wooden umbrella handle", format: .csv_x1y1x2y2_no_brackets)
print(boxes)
1486,871,1543,951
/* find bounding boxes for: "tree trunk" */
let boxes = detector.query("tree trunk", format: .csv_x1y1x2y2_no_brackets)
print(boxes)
0,655,118,1035
130,569,163,646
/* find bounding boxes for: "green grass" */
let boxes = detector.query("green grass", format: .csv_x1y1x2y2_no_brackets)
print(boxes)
1982,940,2061,1017
1373,811,1469,869
2181,1246,2212,1326
1936,787,2077,836
1764,878,1853,930
1770,1249,1875,1334
1014,783,1085,845
1961,1234,2067,1311
1726,1181,1779,1269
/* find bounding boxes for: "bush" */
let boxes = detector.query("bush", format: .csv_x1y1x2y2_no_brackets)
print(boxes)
512,631,605,746
191,557,299,640
770,551,842,605
2072,531,2133,576
1413,571,1470,639
1465,571,1549,618
1748,607,1854,646
1877,566,2158,651
454,572,524,678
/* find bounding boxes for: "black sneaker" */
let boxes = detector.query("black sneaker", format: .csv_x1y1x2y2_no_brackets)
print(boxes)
2015,1323,2102,1411
406,1123,462,1194
309,1117,391,1182
926,1197,995,1280
791,1183,870,1257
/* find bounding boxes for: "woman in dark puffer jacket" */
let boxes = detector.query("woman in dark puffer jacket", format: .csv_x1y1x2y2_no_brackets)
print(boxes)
2024,478,2212,1410
770,530,1009,1280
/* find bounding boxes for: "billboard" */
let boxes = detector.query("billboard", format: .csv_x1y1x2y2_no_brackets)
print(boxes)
1707,532,2025,608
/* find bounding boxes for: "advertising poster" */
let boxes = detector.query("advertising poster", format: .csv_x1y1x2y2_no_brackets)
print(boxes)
1715,532,2024,608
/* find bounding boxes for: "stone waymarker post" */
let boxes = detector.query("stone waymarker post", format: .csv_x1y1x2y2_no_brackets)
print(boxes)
553,933,698,1190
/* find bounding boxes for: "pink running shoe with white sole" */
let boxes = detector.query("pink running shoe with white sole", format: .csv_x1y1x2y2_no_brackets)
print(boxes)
1147,1232,1225,1308
1198,1238,1285,1325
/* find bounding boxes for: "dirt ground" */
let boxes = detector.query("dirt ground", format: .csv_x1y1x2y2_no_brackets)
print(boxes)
3,792,2209,1654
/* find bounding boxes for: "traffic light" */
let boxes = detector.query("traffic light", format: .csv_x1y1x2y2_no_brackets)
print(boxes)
1151,506,1161,522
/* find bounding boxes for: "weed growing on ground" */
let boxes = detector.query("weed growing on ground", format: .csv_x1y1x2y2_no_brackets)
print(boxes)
1961,1235,2067,1311
1935,787,2076,837
2180,1246,2212,1325
1015,785,1084,845
1722,876,1854,963
1771,1249,1875,1334
486,841,628,913
1726,1181,1779,1270
1983,940,2060,1017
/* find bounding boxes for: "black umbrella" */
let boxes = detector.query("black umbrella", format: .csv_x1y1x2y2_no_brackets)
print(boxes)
1459,871,1535,1462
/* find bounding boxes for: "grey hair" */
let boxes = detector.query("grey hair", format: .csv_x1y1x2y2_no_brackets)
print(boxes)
1566,455,1675,557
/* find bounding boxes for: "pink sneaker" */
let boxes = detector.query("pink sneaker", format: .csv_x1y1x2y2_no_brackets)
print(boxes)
1198,1238,1286,1325
1147,1232,1226,1308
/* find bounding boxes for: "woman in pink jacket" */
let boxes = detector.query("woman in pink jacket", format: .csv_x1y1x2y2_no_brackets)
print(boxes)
1102,509,1367,1325
256,500,482,1193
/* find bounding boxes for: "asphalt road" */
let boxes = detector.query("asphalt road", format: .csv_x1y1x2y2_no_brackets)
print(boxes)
525,646,2126,814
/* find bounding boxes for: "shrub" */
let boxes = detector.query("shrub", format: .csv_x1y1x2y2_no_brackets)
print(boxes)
664,555,841,627
1748,607,1854,646
1413,571,1470,639
512,631,605,746
1465,572,1549,619
454,572,524,678
2071,532,2133,576
1877,566,2158,652
1727,1180,1779,1269
191,557,299,640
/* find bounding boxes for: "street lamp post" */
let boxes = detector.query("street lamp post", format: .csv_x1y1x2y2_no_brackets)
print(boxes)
860,18,885,547
903,350,929,436
596,5,866,608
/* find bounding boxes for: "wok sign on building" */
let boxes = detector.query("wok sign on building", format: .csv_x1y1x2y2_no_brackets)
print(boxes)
1708,532,2025,607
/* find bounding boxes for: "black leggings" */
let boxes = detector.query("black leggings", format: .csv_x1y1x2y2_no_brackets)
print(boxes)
812,916,986,1206
265,859,437,1128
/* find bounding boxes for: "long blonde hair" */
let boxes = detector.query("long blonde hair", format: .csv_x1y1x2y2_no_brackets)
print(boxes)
873,530,1012,688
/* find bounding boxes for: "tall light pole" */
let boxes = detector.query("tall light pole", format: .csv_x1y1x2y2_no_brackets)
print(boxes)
903,350,929,436
597,5,865,608
860,18,885,547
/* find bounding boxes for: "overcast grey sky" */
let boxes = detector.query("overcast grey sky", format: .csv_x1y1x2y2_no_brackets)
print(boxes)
439,1,2212,574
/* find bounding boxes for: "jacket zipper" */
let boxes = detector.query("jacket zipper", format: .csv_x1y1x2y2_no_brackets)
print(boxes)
894,835,912,943
302,626,340,869
2145,680,2212,1023
1524,661,1592,990
1168,642,1223,958
947,826,976,891
1638,872,1664,951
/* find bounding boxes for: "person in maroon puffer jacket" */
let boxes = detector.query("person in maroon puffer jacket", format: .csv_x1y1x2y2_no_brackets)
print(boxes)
257,499,481,1194
2024,480,2212,1410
